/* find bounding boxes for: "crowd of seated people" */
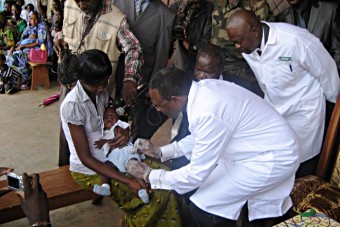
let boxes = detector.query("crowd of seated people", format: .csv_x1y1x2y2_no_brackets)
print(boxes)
0,0,63,94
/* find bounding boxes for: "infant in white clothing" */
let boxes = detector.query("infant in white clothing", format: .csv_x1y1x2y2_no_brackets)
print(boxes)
93,104,148,203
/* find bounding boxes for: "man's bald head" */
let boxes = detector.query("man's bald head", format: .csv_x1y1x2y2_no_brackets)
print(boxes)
226,9,262,54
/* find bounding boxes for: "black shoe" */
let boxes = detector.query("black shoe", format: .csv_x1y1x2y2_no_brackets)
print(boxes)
5,84,17,94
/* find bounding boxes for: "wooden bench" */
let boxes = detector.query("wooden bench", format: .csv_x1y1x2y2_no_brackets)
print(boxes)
0,165,99,224
28,61,52,90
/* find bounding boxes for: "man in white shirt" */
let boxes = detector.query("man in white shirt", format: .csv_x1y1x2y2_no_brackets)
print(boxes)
126,67,300,226
226,9,340,177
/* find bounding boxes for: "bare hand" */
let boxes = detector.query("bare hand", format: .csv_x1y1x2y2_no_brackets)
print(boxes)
94,139,110,149
0,167,13,177
107,127,129,149
127,178,147,196
121,81,137,106
16,173,50,225
53,39,68,57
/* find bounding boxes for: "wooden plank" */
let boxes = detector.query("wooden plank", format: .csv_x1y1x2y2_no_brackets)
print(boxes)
316,95,340,179
0,166,98,224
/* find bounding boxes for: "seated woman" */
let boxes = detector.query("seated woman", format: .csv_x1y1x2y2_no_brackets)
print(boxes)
6,11,52,86
60,49,181,227
0,4,27,54
10,3,26,34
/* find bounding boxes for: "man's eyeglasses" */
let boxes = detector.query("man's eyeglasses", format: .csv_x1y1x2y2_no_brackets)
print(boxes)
152,100,168,111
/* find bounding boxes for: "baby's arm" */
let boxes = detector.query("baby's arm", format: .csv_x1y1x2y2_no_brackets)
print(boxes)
94,139,111,149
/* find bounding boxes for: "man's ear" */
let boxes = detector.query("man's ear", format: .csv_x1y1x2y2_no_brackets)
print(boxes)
171,96,187,106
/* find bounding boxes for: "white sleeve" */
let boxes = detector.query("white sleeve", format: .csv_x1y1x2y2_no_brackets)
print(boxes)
115,120,130,129
303,38,340,103
149,113,233,194
160,134,195,162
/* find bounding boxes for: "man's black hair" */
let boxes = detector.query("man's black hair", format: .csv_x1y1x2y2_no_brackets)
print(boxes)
149,67,192,100
197,43,225,69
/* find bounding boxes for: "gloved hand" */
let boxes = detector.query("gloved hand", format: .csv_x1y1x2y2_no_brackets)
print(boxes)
126,160,153,182
133,138,162,158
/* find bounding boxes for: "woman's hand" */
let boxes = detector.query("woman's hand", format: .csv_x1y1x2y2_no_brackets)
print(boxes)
108,127,129,149
127,178,147,196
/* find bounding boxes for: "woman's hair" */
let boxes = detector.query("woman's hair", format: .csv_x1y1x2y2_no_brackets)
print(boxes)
11,4,21,17
26,3,34,11
77,49,112,86
149,67,192,100
30,11,40,20
16,0,25,6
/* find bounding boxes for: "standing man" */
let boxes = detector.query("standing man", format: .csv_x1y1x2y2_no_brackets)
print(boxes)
54,0,143,166
210,0,274,98
226,9,340,177
276,0,340,73
112,0,175,141
276,0,340,146
127,67,300,226
170,0,213,77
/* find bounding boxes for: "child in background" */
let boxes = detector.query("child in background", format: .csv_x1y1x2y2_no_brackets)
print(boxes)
0,53,21,94
26,3,34,25
93,101,149,203
52,19,62,42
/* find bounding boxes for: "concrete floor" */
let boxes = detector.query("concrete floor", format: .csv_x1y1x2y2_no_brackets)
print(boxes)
0,80,173,226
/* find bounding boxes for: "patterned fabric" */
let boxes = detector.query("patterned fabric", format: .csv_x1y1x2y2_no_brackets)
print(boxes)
0,19,25,50
266,0,290,16
211,0,274,59
135,0,145,16
296,11,306,29
274,208,340,226
0,64,21,85
290,175,340,222
117,19,143,83
71,158,181,227
331,147,340,188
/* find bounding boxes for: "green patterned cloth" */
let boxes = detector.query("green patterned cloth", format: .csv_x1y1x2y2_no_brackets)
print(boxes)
71,158,182,227
274,208,340,226
211,0,274,61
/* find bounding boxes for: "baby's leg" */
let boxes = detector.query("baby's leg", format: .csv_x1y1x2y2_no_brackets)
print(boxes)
93,161,118,196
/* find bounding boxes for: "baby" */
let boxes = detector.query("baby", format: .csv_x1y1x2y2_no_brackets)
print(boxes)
17,33,37,46
93,101,149,203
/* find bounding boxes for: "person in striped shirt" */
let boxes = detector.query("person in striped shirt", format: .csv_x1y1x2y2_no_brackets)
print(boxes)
0,54,21,94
